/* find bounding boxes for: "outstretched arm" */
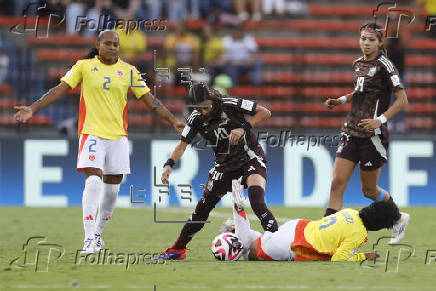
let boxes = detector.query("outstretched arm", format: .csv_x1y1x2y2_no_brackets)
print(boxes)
140,92,185,133
14,82,71,123
324,91,354,109
161,140,188,184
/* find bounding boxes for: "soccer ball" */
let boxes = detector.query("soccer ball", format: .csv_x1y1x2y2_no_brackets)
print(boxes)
211,232,244,261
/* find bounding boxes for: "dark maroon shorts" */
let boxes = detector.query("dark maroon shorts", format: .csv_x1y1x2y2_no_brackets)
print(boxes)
336,132,389,171
203,157,267,198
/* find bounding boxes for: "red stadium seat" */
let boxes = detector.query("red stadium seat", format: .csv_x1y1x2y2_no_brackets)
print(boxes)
0,98,26,109
405,117,434,129
37,49,153,62
300,117,345,128
0,84,13,95
262,116,296,128
28,114,53,125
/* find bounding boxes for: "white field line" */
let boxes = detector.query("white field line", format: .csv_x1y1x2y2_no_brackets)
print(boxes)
9,285,415,290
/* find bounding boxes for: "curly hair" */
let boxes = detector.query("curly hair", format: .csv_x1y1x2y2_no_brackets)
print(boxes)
359,201,401,231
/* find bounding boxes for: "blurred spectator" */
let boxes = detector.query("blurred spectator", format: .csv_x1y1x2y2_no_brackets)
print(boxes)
112,0,141,20
144,0,191,20
415,0,436,15
84,0,116,36
221,25,262,86
0,49,9,84
415,0,436,37
115,16,147,65
262,0,285,15
0,0,14,15
199,0,233,23
200,23,224,80
64,0,86,35
212,74,233,95
234,0,261,21
164,21,199,85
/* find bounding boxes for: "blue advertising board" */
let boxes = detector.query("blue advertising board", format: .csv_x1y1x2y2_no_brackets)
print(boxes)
0,137,434,207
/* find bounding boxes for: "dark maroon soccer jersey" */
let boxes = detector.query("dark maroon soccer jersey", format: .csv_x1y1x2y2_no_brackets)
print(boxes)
180,97,266,173
342,53,403,137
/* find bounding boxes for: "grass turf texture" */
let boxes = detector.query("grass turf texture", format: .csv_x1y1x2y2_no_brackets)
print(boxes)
0,207,435,291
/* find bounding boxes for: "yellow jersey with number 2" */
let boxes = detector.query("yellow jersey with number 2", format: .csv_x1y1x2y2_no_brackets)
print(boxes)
61,56,150,139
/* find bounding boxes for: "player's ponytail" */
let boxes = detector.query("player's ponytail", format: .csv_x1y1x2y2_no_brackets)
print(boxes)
83,48,99,59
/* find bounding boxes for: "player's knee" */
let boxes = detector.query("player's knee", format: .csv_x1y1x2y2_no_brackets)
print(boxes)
330,176,347,191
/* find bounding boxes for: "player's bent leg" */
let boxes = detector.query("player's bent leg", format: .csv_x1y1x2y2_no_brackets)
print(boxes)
325,157,356,216
153,193,221,260
81,168,103,254
246,174,278,232
94,174,123,251
360,168,408,243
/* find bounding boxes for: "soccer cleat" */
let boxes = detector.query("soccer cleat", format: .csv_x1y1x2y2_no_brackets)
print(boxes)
81,237,95,254
94,233,104,252
219,218,235,234
390,212,410,244
152,248,187,260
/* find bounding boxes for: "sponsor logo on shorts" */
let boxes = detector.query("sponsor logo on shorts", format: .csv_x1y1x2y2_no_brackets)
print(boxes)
89,154,95,161
364,161,373,167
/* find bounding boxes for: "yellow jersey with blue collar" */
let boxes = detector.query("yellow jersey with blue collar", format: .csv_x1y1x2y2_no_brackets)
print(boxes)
61,56,150,139
292,209,368,261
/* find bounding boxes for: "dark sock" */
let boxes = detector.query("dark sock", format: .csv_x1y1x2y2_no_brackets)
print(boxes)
248,186,278,232
171,194,220,249
171,232,192,250
324,208,338,217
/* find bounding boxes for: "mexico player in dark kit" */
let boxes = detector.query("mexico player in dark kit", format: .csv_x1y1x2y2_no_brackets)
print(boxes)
323,23,410,244
154,83,279,260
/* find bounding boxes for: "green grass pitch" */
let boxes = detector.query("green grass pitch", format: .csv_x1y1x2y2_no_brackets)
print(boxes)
0,207,435,291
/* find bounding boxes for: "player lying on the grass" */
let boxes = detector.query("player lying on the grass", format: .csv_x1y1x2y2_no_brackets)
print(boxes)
154,83,278,260
220,180,408,261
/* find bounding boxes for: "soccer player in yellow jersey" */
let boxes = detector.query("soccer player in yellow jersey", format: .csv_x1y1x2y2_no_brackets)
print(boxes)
218,180,404,262
14,30,185,254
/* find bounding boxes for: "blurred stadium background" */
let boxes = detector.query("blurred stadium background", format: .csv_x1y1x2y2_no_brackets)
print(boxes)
0,0,434,208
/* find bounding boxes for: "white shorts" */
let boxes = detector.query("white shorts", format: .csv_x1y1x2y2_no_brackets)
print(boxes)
77,134,130,174
259,219,300,261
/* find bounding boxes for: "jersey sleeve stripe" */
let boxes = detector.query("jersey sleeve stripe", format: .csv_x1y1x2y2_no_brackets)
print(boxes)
379,56,394,73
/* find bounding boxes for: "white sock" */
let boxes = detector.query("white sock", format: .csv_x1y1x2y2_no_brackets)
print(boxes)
232,205,261,251
95,183,120,235
82,175,102,240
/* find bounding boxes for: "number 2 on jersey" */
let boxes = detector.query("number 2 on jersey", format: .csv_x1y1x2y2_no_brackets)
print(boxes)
319,216,337,230
103,77,111,90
